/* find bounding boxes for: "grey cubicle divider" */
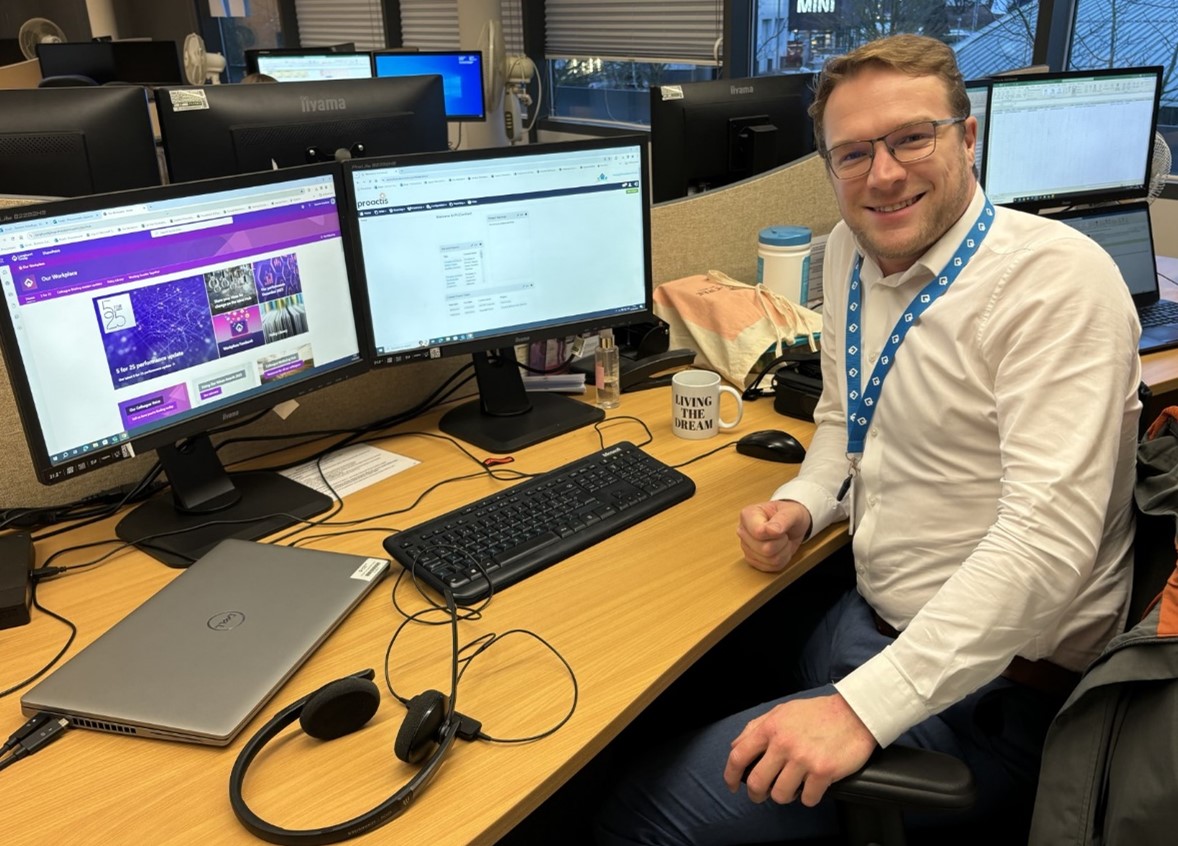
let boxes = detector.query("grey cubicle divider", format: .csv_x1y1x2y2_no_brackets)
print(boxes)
649,152,840,287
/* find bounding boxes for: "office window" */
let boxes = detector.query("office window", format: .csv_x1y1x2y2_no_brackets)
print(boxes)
1066,0,1177,180
211,0,286,82
399,1,523,52
294,0,386,50
544,0,725,127
399,0,459,49
751,0,1037,78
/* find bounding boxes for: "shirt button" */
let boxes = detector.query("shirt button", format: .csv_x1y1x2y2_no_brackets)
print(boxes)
871,428,880,438
868,496,878,507
868,352,878,363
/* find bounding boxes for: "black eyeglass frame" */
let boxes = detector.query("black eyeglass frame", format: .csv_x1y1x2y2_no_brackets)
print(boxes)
820,117,968,180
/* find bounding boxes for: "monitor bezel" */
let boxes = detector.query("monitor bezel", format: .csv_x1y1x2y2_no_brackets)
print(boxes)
343,134,656,371
0,162,373,487
372,49,487,122
980,65,1162,211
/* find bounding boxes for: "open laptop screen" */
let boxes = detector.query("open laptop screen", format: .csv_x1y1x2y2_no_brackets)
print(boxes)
1046,203,1157,302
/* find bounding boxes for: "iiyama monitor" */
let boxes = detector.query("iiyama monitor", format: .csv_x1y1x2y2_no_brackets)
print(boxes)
0,86,161,197
155,76,448,183
345,136,653,452
649,74,815,203
0,164,369,566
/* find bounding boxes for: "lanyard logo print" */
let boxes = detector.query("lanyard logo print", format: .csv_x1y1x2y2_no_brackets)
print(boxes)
844,200,994,455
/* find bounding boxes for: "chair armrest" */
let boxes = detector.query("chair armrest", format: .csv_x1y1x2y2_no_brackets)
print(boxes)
827,745,976,809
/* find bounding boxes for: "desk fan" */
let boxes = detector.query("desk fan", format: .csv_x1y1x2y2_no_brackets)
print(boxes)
183,32,227,84
17,17,67,60
1149,132,1173,202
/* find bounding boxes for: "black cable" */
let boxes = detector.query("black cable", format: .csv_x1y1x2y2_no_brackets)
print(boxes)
0,715,69,772
0,582,77,699
382,559,578,746
671,438,742,469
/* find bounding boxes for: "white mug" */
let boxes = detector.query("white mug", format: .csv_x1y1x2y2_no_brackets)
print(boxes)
671,369,744,439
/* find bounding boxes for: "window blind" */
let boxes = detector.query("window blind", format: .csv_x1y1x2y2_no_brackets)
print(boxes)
293,0,386,51
399,0,523,54
546,0,724,64
399,0,460,50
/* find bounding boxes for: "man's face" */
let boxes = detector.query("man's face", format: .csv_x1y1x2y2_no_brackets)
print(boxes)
822,66,977,276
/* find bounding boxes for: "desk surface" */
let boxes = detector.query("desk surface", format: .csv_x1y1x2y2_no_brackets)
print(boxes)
0,388,843,845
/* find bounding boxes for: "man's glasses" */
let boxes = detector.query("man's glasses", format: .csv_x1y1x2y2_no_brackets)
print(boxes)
822,117,967,180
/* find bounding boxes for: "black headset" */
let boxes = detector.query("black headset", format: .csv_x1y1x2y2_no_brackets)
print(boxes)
228,668,460,845
229,585,469,845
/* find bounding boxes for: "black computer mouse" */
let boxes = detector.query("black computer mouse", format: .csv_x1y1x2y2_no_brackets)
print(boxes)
735,429,807,463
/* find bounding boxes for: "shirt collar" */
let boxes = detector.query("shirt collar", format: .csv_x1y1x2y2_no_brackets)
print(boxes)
857,185,985,289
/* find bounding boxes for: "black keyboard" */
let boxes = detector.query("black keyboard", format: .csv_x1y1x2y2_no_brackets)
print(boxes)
1139,299,1178,328
384,441,696,603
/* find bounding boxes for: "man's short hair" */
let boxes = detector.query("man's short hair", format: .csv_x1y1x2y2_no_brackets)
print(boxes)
809,34,970,154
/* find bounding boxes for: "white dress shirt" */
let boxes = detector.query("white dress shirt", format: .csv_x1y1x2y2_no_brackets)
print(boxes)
771,187,1142,746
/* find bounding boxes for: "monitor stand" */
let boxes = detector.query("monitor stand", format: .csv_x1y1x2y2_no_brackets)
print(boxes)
116,434,331,568
438,348,604,454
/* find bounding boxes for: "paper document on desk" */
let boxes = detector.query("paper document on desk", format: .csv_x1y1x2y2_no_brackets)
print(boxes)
281,444,418,500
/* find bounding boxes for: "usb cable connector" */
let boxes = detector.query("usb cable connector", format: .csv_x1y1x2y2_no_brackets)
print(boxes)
0,715,69,772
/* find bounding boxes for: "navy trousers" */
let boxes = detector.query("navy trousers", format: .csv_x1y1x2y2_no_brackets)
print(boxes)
594,588,1061,845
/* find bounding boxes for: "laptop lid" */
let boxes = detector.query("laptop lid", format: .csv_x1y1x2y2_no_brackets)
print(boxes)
21,539,389,745
1046,201,1160,308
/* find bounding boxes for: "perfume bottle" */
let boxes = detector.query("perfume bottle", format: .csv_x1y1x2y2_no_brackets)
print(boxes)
595,329,621,409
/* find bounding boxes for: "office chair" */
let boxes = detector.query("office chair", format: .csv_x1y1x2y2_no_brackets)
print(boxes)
825,471,1177,846
37,74,98,87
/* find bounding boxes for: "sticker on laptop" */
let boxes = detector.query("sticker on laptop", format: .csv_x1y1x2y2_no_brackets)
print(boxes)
351,558,390,582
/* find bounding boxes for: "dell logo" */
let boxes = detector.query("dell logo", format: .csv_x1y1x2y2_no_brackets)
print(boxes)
208,611,245,631
300,95,347,113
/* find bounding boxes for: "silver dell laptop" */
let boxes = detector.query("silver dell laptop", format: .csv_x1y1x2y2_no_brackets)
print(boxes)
21,539,389,746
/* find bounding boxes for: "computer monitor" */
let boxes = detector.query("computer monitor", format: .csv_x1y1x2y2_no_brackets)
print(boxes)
253,51,373,82
344,136,653,453
37,40,184,85
0,86,161,198
981,66,1162,209
0,164,369,567
649,73,816,203
244,46,358,74
373,50,486,121
965,78,990,179
155,76,449,183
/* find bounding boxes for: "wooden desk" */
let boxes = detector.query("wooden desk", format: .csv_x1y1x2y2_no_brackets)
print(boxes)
0,388,845,845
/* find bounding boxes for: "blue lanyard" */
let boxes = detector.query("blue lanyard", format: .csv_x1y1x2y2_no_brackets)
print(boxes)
844,199,995,456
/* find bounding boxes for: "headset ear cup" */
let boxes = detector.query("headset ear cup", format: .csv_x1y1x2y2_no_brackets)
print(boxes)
299,676,381,740
394,689,448,764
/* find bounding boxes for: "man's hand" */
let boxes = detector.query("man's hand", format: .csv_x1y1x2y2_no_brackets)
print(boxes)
723,693,877,807
737,500,812,573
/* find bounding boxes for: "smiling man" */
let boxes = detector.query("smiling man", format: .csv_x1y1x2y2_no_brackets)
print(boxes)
596,34,1143,845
